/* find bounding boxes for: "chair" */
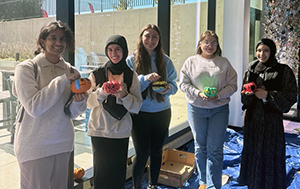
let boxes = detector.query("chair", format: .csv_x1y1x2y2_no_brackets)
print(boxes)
0,89,13,130
1,77,18,143
6,77,18,119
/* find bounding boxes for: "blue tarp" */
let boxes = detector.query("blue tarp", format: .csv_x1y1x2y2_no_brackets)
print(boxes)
125,128,300,189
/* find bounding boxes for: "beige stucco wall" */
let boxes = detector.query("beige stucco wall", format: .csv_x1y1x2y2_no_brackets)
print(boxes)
0,18,54,44
74,3,206,73
0,2,224,75
75,7,157,56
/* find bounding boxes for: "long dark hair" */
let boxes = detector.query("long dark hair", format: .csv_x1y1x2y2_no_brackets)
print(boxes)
34,20,74,55
134,24,166,102
196,30,222,56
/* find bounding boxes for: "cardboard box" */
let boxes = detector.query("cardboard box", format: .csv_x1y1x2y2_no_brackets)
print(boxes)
148,149,195,188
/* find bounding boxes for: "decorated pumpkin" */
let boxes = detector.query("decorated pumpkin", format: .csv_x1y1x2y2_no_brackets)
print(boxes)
74,167,85,180
203,87,218,97
241,82,257,94
152,81,167,92
71,78,91,93
102,80,122,94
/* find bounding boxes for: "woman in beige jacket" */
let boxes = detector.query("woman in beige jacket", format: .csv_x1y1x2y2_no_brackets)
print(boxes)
13,21,87,189
86,35,142,189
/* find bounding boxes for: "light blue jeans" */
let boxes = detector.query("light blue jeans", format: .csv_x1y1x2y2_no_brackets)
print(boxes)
187,103,229,189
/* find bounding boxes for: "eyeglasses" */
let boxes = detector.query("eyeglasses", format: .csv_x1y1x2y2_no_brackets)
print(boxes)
202,40,218,47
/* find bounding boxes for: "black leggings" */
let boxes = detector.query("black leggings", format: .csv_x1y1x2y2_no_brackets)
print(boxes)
91,136,129,189
131,109,171,188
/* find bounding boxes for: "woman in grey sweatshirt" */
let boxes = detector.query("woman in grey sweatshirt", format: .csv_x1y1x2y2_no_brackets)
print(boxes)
179,30,237,189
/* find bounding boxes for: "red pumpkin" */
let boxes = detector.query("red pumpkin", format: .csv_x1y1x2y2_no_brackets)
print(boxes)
241,82,257,94
71,78,91,93
74,167,85,180
102,80,122,94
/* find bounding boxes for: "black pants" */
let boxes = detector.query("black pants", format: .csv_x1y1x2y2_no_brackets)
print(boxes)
91,136,129,189
131,109,171,188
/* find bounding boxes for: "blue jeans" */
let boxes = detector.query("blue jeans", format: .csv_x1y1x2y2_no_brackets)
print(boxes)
187,103,229,189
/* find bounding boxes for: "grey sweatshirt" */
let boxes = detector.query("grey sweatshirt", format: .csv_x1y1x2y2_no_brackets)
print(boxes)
179,54,237,109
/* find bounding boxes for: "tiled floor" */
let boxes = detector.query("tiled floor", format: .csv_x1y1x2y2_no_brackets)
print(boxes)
0,65,188,189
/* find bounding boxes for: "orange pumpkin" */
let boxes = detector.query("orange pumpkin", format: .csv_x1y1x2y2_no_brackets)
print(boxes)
74,167,85,179
71,78,91,93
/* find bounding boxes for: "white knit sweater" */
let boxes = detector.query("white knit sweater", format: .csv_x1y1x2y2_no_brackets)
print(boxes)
86,70,142,139
12,53,87,163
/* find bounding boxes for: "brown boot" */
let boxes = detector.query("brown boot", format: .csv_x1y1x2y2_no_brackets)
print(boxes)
198,184,206,189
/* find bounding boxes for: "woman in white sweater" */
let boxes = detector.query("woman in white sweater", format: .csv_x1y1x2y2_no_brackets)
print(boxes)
86,35,142,189
13,21,87,189
179,30,237,189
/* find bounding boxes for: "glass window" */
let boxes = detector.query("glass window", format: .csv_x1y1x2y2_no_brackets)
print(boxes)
0,1,265,188
0,1,54,188
73,0,160,172
169,0,208,136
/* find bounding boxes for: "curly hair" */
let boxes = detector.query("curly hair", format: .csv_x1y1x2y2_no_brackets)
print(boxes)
34,20,75,55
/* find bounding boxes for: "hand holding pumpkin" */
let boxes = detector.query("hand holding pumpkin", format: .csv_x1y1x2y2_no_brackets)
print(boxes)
72,92,88,102
203,87,217,97
113,82,128,98
146,72,161,82
67,70,81,81
102,80,122,94
241,82,257,95
202,87,219,101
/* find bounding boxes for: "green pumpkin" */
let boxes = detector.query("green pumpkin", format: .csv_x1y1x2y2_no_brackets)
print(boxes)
203,87,217,97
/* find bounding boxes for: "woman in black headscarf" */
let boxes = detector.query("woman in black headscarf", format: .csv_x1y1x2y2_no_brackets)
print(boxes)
239,38,297,189
86,35,142,189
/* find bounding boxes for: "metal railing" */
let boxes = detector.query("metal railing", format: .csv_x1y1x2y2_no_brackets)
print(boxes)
42,0,195,16
76,0,155,13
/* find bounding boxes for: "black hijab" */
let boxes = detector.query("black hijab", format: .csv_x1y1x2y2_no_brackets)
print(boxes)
255,38,277,67
105,35,129,75
253,38,278,75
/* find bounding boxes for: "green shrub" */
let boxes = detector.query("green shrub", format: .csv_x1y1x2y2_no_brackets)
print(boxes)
0,42,35,61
